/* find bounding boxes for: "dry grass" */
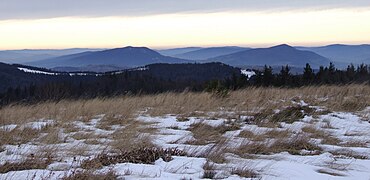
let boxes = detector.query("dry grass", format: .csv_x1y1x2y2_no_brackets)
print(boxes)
238,129,291,142
0,156,53,173
0,85,368,161
236,134,322,156
81,147,186,169
1,85,368,127
202,161,217,179
110,119,157,152
330,149,368,159
302,125,341,145
0,127,46,147
238,130,256,139
62,170,117,180
236,142,270,156
262,129,291,139
271,106,314,124
186,122,239,145
269,135,322,155
340,141,368,148
316,169,346,177
231,167,259,178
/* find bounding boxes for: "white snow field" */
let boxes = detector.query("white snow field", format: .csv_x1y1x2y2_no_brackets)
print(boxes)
0,103,370,179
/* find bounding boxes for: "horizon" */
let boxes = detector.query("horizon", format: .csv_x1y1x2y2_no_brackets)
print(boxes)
1,1,370,49
1,43,370,51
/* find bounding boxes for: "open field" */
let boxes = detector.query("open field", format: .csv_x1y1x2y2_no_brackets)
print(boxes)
0,85,370,179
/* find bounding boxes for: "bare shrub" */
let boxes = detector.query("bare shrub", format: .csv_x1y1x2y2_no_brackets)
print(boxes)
269,135,322,155
202,161,217,179
316,169,346,177
62,169,117,180
186,123,224,145
231,166,259,178
271,106,314,124
81,147,186,169
238,130,256,139
0,157,53,173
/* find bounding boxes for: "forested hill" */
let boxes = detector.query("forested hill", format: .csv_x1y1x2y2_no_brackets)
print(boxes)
1,61,369,106
135,63,241,81
0,62,243,105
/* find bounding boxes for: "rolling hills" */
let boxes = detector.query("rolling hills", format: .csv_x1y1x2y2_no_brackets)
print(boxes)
170,46,250,60
28,46,191,68
209,44,331,68
297,44,370,64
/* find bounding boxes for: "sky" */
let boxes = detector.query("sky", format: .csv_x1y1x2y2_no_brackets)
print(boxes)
0,0,370,50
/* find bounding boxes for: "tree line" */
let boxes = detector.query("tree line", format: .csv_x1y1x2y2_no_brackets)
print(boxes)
0,62,369,106
207,63,370,91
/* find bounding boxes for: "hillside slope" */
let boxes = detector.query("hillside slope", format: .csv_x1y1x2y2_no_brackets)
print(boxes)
210,44,331,68
172,46,250,60
29,46,191,68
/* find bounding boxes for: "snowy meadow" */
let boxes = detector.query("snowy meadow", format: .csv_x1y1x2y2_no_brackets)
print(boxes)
0,85,369,179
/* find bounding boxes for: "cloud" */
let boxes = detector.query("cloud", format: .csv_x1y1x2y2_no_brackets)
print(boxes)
0,0,370,20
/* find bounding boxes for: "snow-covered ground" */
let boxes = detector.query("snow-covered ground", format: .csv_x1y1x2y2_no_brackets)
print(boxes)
241,70,256,79
17,67,60,76
0,105,370,179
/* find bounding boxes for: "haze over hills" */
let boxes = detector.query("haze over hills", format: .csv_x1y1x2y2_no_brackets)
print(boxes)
169,46,250,60
51,65,127,73
209,44,331,68
2,44,369,73
297,44,370,64
0,48,103,64
156,47,202,56
28,46,191,69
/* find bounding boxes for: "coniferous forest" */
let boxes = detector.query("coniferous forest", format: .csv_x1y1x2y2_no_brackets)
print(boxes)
0,62,369,106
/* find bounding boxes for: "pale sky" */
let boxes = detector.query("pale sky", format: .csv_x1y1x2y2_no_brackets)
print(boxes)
0,0,370,49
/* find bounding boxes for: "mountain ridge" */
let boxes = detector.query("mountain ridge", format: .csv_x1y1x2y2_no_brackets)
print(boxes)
28,46,192,68
209,44,331,68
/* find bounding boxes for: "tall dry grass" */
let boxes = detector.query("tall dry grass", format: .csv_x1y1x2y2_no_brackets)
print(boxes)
0,84,369,126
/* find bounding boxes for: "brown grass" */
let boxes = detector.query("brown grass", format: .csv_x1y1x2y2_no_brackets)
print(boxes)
0,85,368,153
236,142,270,156
269,135,322,155
0,127,45,147
62,170,117,180
262,129,291,139
236,134,322,156
110,119,157,152
302,125,341,145
202,161,217,179
1,85,368,127
231,167,259,178
238,129,291,142
271,106,314,124
340,141,368,148
81,147,186,169
238,130,256,139
316,169,346,177
0,157,53,173
330,149,368,159
186,122,239,145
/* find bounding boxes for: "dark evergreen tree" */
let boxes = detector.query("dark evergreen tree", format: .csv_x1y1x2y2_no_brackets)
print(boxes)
278,65,291,86
262,65,274,87
303,63,314,84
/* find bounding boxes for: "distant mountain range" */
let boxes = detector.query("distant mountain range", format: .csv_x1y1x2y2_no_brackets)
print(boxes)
1,44,370,73
296,44,370,64
0,48,102,64
51,65,128,73
208,44,330,68
169,46,250,60
28,46,191,69
156,47,202,56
